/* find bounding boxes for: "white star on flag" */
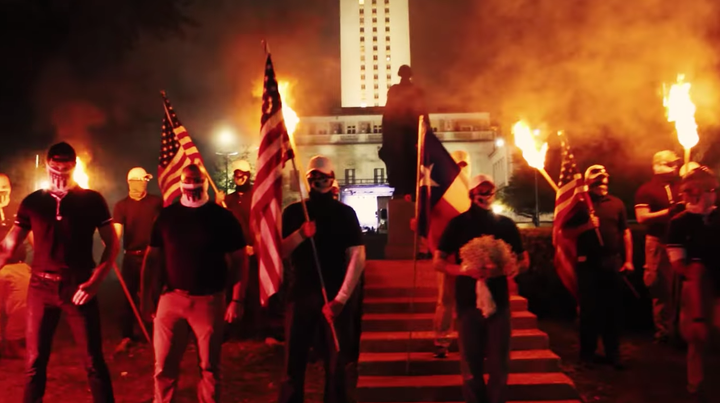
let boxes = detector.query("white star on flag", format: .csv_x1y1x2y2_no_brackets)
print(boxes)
420,164,439,188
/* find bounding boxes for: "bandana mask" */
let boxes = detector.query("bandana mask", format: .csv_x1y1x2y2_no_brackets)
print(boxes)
0,177,10,209
180,177,209,208
470,183,495,210
234,171,251,193
128,180,148,200
308,171,334,194
46,161,75,196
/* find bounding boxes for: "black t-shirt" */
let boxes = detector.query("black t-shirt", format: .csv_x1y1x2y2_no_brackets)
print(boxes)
667,209,720,293
282,196,363,300
565,194,628,259
437,207,525,314
225,190,253,246
113,194,163,251
150,202,246,295
634,177,680,240
15,188,112,274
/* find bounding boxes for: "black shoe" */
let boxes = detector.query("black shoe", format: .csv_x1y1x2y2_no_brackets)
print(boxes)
433,346,448,359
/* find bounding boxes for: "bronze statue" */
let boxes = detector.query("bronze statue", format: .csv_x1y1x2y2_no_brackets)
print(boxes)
380,65,429,200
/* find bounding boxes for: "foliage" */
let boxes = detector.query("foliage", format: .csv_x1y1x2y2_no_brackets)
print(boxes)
210,145,255,193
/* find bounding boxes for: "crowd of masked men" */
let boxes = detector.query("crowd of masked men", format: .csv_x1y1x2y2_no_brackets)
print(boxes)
0,140,717,403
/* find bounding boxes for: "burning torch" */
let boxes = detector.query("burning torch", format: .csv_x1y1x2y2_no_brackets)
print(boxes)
512,120,559,192
663,74,699,170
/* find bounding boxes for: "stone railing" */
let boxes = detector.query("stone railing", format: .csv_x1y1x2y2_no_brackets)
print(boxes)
293,130,494,145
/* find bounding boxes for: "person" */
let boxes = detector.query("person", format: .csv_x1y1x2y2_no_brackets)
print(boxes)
562,165,634,369
330,179,340,200
141,164,248,403
433,174,529,403
0,142,118,402
666,166,720,401
112,167,163,353
278,155,365,403
635,151,683,343
432,149,472,358
380,64,430,199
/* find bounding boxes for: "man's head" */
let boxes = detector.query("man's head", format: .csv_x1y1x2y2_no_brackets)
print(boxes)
469,174,496,210
127,167,152,198
0,174,10,208
585,164,609,196
652,150,681,176
451,150,471,180
680,161,700,177
45,142,77,194
232,160,252,187
398,65,412,80
681,165,718,215
306,155,335,194
180,164,209,206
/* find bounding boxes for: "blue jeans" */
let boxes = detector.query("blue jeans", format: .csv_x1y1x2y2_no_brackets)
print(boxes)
24,274,114,403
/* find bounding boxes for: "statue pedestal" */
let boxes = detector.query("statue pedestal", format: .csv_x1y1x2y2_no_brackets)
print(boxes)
384,199,415,259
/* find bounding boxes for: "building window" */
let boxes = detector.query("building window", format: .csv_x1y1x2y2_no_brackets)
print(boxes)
386,64,391,70
373,36,377,42
372,27,377,32
373,124,383,133
360,55,365,62
385,17,390,23
360,8,364,14
385,27,390,33
374,102,380,107
359,122,371,133
373,56,378,61
372,18,377,23
373,168,385,184
360,27,364,33
360,45,365,52
374,84,379,89
386,45,391,51
360,37,365,42
372,0,377,4
361,65,365,71
384,0,389,3
385,8,390,13
347,125,357,134
360,18,364,24
374,93,379,99
387,84,392,89
361,84,366,90
373,45,378,51
386,36,390,42
387,74,391,80
345,169,356,185
373,63,378,69
361,74,365,80
372,8,377,15
374,74,378,79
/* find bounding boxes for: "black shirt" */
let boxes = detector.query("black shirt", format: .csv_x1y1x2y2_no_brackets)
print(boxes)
565,194,628,259
113,194,163,252
15,188,112,273
437,206,525,314
634,177,680,241
667,209,720,293
150,202,246,295
225,190,253,245
282,195,363,300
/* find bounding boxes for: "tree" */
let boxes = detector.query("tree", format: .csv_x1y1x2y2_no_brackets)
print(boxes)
210,145,255,193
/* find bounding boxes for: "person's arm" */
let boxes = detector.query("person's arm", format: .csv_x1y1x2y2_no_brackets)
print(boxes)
281,222,315,258
0,226,30,269
634,205,670,225
73,223,119,305
619,203,634,272
335,245,366,304
225,247,248,322
432,250,465,276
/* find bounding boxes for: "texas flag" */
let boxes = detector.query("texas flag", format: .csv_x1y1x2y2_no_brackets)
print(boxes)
417,120,471,251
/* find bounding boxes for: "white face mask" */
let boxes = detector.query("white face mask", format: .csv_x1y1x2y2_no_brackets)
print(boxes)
180,180,209,208
46,162,75,196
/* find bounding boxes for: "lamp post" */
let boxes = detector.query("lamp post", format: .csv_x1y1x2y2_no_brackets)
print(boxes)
215,128,238,192
534,170,539,227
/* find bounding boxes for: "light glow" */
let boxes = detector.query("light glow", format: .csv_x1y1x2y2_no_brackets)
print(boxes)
663,74,699,149
512,120,548,170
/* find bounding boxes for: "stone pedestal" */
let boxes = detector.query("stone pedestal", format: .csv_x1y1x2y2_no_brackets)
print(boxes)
384,199,415,259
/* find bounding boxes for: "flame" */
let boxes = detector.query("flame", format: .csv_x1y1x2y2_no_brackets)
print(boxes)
512,120,549,170
73,157,89,189
663,74,699,149
278,81,299,136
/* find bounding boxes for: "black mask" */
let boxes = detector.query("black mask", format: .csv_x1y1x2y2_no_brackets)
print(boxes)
235,182,251,193
309,189,335,203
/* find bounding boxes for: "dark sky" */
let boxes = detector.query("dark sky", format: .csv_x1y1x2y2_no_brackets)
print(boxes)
1,0,719,203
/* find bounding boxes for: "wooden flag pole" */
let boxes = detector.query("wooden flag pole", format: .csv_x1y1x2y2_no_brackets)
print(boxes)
160,91,226,207
112,262,152,343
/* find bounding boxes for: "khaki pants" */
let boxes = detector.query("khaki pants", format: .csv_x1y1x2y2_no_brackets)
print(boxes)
433,272,455,349
153,291,226,403
679,282,720,391
0,263,30,342
643,236,678,339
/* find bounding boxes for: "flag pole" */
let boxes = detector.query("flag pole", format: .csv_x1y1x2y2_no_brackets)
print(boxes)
160,91,226,207
406,115,425,374
288,149,341,352
112,262,152,343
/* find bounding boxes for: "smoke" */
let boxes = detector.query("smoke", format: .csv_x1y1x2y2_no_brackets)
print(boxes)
428,0,720,157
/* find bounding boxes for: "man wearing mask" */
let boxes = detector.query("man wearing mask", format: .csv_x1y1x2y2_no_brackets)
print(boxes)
278,155,365,403
666,166,720,401
563,165,633,369
141,164,248,403
112,167,163,353
635,151,683,343
0,142,118,402
434,174,529,403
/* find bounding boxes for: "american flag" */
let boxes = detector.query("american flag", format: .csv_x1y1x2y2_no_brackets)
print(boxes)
552,133,585,299
250,54,292,306
158,92,206,206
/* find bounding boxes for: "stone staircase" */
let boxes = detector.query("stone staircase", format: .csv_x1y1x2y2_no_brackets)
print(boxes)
357,260,581,403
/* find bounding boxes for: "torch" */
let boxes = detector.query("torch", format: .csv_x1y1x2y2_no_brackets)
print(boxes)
512,120,559,192
663,74,699,170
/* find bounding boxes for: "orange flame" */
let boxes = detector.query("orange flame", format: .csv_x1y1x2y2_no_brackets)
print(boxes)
278,81,299,136
512,120,548,170
663,74,699,150
73,157,89,189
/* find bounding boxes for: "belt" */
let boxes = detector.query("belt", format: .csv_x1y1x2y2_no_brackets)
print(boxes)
33,272,63,281
124,250,145,256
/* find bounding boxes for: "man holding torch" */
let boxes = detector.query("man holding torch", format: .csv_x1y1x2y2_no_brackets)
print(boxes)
634,151,684,343
562,165,633,369
278,155,365,403
0,142,118,402
112,167,163,353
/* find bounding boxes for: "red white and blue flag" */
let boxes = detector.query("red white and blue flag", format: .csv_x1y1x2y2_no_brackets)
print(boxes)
158,93,206,206
251,54,293,306
417,121,471,251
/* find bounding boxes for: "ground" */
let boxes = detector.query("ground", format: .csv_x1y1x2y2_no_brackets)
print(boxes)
0,282,715,402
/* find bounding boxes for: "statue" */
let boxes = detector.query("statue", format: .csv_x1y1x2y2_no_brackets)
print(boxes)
380,65,429,200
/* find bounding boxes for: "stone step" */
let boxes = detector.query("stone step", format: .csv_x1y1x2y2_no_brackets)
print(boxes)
359,350,561,376
360,330,549,353
363,295,528,314
357,373,579,402
372,401,581,403
362,311,537,332
364,286,438,298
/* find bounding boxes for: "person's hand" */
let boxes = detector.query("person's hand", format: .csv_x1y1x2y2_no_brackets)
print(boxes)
301,221,316,239
620,261,634,273
322,300,345,323
246,245,254,256
225,301,244,323
669,202,686,217
409,218,417,232
215,191,226,205
72,279,101,305
589,215,600,228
